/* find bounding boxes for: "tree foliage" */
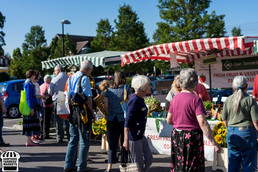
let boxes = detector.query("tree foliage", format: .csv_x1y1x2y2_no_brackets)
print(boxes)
10,25,50,78
22,25,47,55
231,26,243,36
206,11,226,38
110,4,149,51
153,0,226,43
91,19,113,52
10,48,23,78
49,34,76,59
0,72,9,82
0,11,6,55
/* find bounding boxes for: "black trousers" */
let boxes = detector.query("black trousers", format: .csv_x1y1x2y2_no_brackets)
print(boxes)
43,107,52,138
106,117,124,163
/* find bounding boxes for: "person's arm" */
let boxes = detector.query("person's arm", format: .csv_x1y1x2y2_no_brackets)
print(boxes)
86,96,95,122
167,112,173,125
123,127,130,150
48,82,55,96
197,114,221,153
0,95,6,113
104,97,109,115
223,120,228,128
253,120,258,131
25,83,36,116
165,100,170,111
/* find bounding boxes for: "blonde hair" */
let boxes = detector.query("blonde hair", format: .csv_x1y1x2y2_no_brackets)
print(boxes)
99,80,109,91
232,76,247,113
171,75,181,92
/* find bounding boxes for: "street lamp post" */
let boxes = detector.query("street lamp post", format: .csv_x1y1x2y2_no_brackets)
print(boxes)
60,19,71,57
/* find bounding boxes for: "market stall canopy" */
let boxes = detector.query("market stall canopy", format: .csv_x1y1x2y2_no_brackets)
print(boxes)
121,36,258,66
41,50,130,69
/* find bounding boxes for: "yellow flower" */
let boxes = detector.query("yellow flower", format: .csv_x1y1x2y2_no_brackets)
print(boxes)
222,129,227,136
213,125,218,131
102,119,106,125
215,135,223,144
217,129,222,134
92,129,97,135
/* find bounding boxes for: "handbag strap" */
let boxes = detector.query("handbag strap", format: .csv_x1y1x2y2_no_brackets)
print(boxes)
78,74,85,93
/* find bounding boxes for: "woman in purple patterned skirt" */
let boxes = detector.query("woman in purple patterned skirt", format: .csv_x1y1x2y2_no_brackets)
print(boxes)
167,68,221,172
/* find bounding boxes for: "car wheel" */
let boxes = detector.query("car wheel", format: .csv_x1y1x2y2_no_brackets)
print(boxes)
7,105,21,118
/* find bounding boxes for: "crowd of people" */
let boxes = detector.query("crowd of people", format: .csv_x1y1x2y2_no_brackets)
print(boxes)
0,59,258,172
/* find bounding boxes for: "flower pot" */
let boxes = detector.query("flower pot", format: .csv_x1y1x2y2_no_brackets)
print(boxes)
101,134,109,153
212,147,228,172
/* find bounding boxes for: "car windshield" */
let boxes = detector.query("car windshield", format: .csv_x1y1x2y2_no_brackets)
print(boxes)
0,84,6,94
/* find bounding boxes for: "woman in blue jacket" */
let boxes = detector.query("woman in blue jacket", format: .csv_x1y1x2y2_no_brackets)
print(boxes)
123,75,153,172
23,70,40,146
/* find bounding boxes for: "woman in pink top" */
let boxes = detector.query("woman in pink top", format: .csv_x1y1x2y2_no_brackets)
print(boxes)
167,68,221,172
40,75,53,140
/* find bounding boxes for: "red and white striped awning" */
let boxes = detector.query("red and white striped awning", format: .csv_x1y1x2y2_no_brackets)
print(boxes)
121,36,258,66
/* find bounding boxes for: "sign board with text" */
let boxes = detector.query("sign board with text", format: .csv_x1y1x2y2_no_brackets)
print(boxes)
195,55,258,88
145,118,219,161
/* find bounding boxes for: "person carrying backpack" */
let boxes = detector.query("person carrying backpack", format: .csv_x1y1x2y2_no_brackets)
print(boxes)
64,60,95,172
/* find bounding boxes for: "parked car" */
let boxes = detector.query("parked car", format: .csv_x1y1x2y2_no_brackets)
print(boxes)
0,79,43,118
208,87,253,104
93,76,113,86
150,75,178,94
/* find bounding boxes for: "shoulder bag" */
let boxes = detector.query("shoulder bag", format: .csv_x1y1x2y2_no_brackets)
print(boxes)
120,85,128,118
19,89,31,116
119,147,140,172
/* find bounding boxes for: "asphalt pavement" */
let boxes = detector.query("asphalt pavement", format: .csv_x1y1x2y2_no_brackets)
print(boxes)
0,115,214,172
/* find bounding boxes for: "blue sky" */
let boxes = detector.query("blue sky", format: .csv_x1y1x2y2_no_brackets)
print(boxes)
1,0,258,57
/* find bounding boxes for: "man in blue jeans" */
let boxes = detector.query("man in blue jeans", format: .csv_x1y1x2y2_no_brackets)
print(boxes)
64,60,95,172
0,93,10,146
48,65,69,143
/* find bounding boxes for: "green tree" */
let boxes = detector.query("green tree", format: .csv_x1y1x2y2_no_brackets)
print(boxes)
9,25,50,77
0,11,6,55
91,19,113,52
22,25,47,55
110,4,149,51
231,26,243,36
206,11,226,38
10,48,24,78
153,0,226,43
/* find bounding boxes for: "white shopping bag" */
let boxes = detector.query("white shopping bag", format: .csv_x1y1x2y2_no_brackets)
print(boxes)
56,91,70,120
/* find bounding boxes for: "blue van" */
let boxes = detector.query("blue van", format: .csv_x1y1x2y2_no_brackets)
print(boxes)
0,79,42,118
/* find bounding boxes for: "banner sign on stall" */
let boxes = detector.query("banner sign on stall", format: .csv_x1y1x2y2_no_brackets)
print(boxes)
202,55,217,65
145,117,220,161
195,55,258,88
221,56,258,71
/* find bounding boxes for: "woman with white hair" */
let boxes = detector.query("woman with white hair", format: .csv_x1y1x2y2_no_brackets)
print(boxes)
167,68,220,172
221,76,258,172
123,75,153,172
39,75,52,140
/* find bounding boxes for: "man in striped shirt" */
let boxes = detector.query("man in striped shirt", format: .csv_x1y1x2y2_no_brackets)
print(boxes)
48,65,69,143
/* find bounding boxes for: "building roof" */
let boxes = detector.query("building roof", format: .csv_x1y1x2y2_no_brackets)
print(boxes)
41,50,130,69
55,34,95,53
